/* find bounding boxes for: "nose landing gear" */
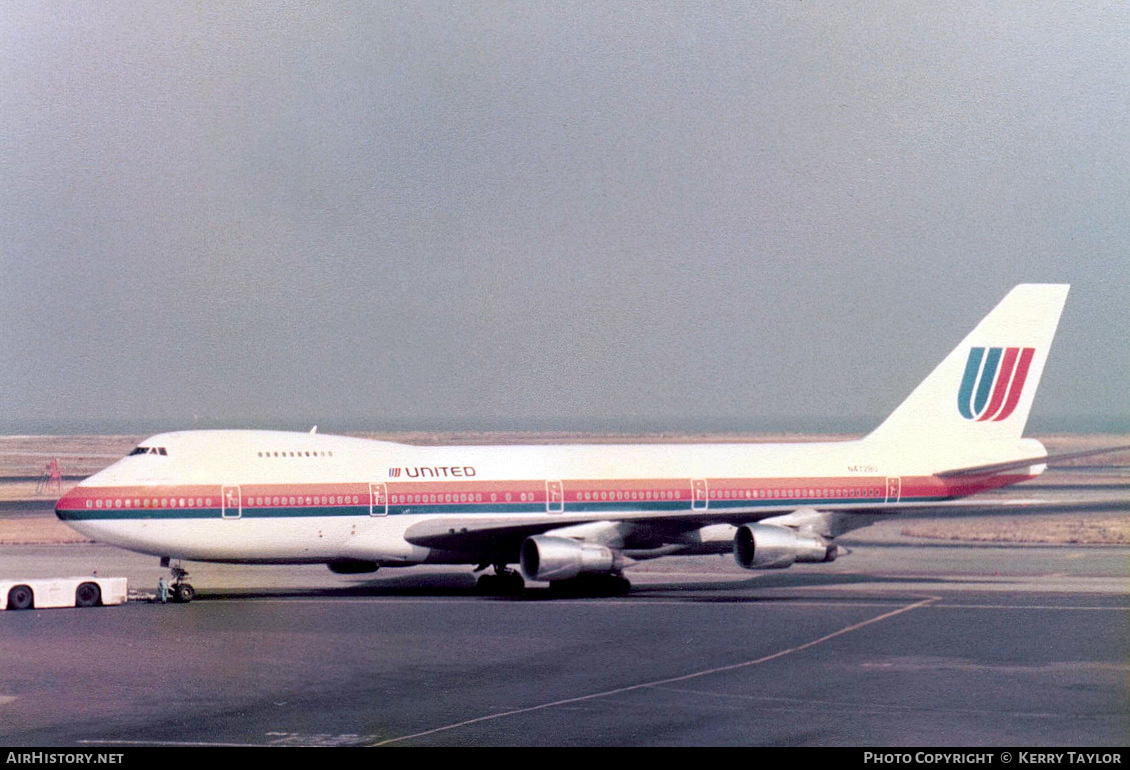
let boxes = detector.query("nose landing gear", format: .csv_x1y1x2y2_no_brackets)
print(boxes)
159,559,196,604
170,566,195,603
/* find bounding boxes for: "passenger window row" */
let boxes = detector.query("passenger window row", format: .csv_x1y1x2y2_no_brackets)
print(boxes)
257,451,333,458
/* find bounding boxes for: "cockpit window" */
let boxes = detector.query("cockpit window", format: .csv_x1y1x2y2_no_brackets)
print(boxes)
129,446,167,456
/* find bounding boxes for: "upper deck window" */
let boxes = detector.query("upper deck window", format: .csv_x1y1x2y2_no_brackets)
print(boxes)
129,446,167,456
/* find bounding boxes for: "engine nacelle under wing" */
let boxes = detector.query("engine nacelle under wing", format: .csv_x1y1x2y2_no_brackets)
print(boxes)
520,535,622,581
733,523,836,570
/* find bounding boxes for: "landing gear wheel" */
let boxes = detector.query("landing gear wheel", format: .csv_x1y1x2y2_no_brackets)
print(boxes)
7,585,33,610
75,582,101,608
500,570,525,594
476,567,525,596
165,563,195,604
172,583,195,604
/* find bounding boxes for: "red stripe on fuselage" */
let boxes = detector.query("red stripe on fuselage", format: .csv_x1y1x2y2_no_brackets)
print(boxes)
56,473,1039,513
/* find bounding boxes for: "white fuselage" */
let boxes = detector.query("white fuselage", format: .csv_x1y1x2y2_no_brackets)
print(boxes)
55,429,1041,566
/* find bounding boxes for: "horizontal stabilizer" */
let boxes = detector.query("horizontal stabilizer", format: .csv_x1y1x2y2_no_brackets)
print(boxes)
937,443,1130,478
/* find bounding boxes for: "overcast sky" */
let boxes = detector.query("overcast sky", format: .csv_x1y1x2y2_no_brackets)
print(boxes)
2,2,1128,435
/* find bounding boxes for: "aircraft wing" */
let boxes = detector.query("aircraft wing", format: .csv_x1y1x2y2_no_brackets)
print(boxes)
401,505,869,556
402,508,783,553
402,494,1128,556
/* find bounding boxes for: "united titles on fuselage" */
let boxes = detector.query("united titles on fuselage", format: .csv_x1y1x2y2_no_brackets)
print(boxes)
389,466,477,478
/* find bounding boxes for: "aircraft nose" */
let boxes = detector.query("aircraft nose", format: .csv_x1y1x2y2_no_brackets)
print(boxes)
55,479,89,521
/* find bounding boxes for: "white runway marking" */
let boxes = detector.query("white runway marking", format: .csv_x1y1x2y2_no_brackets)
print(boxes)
934,603,1129,611
368,595,939,746
648,686,1068,718
80,739,262,747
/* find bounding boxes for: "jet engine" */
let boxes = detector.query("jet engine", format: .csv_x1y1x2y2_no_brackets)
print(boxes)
520,535,622,581
733,523,836,570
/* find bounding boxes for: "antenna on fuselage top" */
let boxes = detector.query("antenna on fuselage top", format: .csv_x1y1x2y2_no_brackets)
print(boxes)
310,426,317,435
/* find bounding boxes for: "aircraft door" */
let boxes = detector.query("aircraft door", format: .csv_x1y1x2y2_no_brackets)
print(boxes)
885,477,902,503
370,482,388,516
546,480,564,513
222,486,242,519
692,479,708,511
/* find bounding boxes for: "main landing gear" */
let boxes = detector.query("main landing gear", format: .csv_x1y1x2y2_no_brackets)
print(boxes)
472,564,632,597
474,564,526,596
159,558,196,604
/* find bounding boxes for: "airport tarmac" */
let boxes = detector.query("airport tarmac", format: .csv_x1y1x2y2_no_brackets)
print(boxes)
1,454,1127,747
1,534,1127,747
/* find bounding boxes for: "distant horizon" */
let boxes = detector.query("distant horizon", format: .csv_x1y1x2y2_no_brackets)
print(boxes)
5,414,1128,438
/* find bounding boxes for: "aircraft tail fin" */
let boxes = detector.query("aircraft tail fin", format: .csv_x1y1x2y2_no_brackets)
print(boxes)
863,284,1069,459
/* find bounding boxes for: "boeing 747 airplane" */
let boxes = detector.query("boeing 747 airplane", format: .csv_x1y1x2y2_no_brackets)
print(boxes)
55,284,1101,599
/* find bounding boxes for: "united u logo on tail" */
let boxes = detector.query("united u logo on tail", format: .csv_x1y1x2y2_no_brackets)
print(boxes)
957,346,1036,421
